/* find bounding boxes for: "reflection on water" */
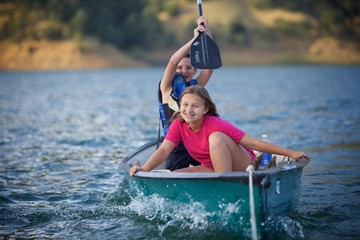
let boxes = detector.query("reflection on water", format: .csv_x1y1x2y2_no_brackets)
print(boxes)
0,66,359,239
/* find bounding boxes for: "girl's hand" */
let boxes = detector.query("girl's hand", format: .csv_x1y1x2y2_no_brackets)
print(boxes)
289,151,310,161
130,165,147,177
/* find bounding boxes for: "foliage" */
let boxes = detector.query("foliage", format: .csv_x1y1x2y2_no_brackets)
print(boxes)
0,0,358,49
0,0,164,49
227,20,250,46
251,0,359,42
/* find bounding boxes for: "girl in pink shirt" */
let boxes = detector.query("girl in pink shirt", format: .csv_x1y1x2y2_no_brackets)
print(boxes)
165,115,256,169
130,86,310,175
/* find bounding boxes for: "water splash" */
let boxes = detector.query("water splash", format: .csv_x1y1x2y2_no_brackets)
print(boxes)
265,216,305,239
127,192,257,238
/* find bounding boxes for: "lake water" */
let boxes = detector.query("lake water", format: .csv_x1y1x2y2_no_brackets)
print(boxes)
0,66,359,239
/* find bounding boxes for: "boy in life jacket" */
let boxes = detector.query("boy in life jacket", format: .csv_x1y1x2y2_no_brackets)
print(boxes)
158,16,214,171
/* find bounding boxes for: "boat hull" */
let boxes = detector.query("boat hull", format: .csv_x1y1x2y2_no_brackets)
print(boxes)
121,139,308,227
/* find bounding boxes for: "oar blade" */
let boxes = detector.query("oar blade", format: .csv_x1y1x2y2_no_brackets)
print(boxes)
191,33,222,69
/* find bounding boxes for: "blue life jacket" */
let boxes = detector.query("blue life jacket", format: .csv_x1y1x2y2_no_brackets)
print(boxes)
158,73,198,135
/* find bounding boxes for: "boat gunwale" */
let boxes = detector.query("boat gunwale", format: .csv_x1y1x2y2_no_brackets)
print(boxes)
130,166,307,187
122,138,309,186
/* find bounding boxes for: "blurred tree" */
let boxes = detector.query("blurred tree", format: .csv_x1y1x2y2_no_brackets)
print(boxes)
252,0,359,41
0,0,358,48
0,0,164,49
70,8,86,49
228,20,250,46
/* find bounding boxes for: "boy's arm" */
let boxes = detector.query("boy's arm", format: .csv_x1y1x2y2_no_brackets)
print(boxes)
160,36,197,95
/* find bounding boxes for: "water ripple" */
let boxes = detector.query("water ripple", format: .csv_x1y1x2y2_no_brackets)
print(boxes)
1,66,359,239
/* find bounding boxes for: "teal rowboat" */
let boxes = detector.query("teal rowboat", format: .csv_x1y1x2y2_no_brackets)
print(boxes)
121,139,309,232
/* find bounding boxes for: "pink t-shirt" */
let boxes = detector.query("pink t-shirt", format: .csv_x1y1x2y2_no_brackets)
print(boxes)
165,115,255,169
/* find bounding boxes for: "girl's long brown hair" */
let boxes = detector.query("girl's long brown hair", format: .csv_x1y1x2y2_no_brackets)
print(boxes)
173,85,219,122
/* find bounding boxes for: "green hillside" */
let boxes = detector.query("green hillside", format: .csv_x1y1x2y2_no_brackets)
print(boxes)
0,0,359,70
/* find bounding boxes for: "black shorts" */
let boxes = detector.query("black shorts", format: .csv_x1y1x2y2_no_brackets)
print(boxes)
166,142,200,171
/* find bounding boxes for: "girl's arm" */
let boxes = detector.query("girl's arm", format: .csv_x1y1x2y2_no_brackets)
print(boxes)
240,135,310,160
130,140,175,176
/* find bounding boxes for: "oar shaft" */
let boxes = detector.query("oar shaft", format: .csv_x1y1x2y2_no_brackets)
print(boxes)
197,0,203,16
196,0,208,65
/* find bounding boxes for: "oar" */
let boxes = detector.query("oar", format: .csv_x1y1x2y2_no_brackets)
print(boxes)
191,0,222,69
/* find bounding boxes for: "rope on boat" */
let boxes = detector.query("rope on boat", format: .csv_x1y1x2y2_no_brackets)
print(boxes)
246,165,258,240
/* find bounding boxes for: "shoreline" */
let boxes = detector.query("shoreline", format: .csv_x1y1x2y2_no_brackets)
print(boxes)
1,38,359,71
